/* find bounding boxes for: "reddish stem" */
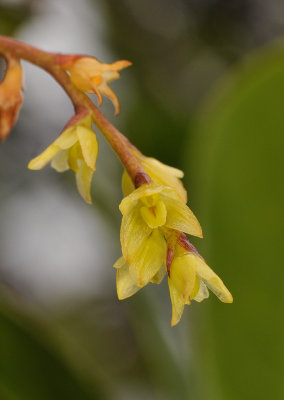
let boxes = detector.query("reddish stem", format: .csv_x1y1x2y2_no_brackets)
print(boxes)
0,35,148,184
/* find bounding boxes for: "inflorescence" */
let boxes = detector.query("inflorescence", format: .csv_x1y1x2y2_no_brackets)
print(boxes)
0,36,232,326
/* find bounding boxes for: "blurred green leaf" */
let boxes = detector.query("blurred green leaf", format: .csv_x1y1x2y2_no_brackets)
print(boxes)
0,3,32,36
127,293,192,400
0,292,107,400
186,41,284,400
125,97,188,167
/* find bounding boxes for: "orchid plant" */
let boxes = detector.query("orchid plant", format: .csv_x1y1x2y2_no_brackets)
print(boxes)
0,36,232,326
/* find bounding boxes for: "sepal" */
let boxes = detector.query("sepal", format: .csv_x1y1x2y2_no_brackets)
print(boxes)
0,56,23,141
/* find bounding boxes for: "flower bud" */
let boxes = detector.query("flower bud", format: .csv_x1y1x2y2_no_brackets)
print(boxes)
0,56,23,141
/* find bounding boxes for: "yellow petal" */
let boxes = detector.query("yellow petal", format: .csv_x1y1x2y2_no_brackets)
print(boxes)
150,265,166,284
116,259,141,300
54,127,78,149
140,193,160,207
193,280,209,302
169,253,196,301
120,205,152,261
140,200,167,229
162,195,203,238
91,75,103,86
142,157,187,203
149,159,184,178
129,229,166,287
92,85,103,106
121,169,135,196
98,82,120,115
68,142,82,172
80,114,93,128
113,256,125,269
71,72,93,92
101,70,120,82
75,160,94,204
168,278,185,327
50,150,69,172
72,57,102,73
28,144,60,170
195,256,233,303
76,126,98,170
190,275,200,299
108,60,132,71
69,58,100,92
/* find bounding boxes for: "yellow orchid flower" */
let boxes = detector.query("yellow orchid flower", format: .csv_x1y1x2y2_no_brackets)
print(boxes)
114,237,232,326
168,244,233,326
117,182,202,288
28,115,98,204
64,57,132,115
115,179,232,325
122,153,187,203
0,56,23,141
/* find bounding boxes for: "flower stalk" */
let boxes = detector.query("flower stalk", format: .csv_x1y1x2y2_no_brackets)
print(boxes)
0,35,233,325
0,35,147,184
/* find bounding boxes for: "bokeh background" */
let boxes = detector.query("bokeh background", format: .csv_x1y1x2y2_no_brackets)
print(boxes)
0,1,283,399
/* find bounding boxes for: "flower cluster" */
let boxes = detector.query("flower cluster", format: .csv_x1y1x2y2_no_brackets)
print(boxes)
115,159,232,326
28,56,131,202
27,54,232,325
0,36,232,326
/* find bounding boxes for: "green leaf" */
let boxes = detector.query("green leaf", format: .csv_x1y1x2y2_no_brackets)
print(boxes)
0,4,32,36
186,41,284,400
0,292,107,400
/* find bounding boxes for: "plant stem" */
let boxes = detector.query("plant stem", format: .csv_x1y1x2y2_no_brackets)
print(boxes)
0,35,149,185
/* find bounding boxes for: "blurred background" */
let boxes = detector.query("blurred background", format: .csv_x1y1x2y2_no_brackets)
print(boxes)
0,0,283,399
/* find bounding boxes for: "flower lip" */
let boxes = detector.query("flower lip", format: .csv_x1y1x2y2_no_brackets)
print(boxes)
140,199,167,228
119,182,203,238
119,183,166,215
